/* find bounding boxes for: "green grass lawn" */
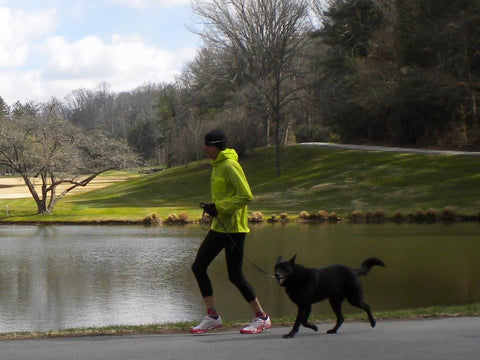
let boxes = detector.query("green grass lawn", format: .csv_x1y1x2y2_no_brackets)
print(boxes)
1,144,479,222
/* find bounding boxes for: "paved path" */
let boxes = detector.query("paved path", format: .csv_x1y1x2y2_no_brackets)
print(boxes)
301,142,480,156
0,318,478,360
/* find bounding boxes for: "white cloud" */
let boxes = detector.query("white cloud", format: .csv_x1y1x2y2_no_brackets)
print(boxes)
34,34,196,101
0,33,196,104
107,0,191,9
0,70,44,104
0,1,199,104
0,6,57,67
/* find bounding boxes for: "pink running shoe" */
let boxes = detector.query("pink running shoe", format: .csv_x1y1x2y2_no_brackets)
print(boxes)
240,315,272,334
190,315,222,334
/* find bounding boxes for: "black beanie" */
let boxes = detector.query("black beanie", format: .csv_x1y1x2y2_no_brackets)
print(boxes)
204,129,227,150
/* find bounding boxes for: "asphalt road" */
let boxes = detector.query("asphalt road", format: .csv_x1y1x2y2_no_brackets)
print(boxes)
0,317,478,360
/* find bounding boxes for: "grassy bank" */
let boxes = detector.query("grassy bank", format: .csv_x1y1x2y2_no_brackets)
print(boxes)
1,144,480,222
2,303,479,340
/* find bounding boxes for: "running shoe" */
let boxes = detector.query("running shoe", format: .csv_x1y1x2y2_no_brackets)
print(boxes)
240,315,272,334
190,315,222,334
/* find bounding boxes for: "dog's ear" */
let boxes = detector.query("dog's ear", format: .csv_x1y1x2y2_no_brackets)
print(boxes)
289,254,297,265
276,256,283,264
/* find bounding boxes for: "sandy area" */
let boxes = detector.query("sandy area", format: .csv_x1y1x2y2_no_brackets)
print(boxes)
0,177,127,199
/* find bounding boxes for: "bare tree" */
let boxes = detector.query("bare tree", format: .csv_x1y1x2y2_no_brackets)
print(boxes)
0,100,138,214
192,0,311,176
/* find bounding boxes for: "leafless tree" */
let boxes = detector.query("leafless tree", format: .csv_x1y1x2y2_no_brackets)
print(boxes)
0,100,138,214
192,0,311,176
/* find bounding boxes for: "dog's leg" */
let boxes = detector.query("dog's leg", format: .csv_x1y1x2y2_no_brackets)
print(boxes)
327,298,344,334
301,305,318,332
361,302,376,328
283,307,307,338
347,295,376,328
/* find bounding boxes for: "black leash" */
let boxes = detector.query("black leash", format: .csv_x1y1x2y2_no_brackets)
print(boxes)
199,203,275,279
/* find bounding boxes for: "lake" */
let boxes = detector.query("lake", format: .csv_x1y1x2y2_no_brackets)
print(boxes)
0,222,479,332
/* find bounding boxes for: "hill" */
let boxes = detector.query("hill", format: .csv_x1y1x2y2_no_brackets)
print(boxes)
1,144,479,222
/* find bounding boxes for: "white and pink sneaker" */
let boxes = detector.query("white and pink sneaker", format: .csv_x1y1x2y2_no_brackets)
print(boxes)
240,315,272,334
190,315,222,334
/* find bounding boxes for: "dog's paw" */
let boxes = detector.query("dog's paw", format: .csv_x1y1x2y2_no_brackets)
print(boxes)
326,329,338,334
282,333,296,339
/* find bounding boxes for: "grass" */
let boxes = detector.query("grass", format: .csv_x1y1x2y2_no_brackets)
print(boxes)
1,144,480,222
1,303,479,340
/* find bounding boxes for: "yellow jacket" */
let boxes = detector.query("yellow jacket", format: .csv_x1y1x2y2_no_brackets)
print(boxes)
210,148,253,233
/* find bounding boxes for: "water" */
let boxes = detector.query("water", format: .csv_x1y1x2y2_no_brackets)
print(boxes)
0,223,479,332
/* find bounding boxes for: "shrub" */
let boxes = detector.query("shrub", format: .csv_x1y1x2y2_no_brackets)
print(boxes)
327,212,340,222
143,213,161,226
414,209,426,222
295,125,330,143
373,209,386,223
393,210,403,222
425,208,438,222
350,210,363,218
441,207,455,222
299,211,309,219
405,211,415,222
178,212,192,224
316,210,329,220
249,211,264,223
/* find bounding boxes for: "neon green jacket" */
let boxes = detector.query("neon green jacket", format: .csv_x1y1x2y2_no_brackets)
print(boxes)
210,148,253,233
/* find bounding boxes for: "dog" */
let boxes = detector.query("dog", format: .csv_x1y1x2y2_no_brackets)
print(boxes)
274,255,385,338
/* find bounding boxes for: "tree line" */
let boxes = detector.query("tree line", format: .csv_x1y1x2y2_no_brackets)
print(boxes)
1,0,479,172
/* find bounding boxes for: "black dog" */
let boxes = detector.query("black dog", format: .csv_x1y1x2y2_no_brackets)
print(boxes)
275,255,385,338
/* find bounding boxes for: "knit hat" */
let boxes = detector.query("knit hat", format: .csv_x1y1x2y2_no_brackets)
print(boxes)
204,129,227,150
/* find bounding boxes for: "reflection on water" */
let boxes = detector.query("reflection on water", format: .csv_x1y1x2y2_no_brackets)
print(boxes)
0,223,479,332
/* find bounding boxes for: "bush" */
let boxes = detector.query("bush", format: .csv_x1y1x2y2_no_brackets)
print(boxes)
143,213,161,225
299,210,309,219
295,125,330,143
327,212,340,222
414,209,426,222
441,207,455,222
393,210,403,222
425,208,438,223
316,210,329,220
249,211,264,223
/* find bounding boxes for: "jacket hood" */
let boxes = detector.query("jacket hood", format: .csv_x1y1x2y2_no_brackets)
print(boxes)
212,148,238,165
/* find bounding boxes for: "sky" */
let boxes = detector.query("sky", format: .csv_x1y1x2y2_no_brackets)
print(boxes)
0,0,202,105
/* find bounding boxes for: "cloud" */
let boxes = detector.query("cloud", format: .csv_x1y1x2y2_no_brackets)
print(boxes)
0,1,198,104
0,33,196,104
0,5,57,67
107,0,191,9
36,34,196,101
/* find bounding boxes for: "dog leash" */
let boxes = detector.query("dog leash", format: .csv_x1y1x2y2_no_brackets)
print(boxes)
200,203,275,279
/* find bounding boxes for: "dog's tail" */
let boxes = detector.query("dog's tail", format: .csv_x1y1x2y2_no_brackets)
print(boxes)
356,258,386,276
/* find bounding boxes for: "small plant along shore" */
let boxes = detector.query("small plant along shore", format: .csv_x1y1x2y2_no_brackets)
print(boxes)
1,206,478,226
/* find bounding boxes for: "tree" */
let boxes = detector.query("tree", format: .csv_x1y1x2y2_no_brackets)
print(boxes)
318,0,383,57
192,0,310,176
0,100,138,214
309,0,386,143
395,0,480,144
0,96,9,118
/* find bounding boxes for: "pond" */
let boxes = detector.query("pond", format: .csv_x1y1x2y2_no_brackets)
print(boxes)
0,222,479,332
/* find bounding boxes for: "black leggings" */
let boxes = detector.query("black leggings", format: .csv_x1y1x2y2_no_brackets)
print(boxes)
191,230,256,303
